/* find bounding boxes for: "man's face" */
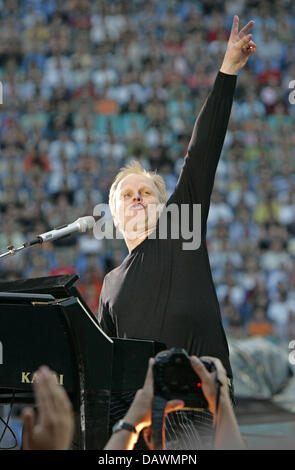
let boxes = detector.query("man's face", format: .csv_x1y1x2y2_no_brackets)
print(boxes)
114,173,162,237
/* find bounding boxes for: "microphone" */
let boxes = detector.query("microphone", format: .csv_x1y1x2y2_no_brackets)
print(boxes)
24,216,95,247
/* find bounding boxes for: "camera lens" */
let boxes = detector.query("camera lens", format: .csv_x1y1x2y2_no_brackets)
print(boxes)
164,365,189,391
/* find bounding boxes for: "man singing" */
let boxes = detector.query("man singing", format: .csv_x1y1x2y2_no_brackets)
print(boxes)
98,16,256,449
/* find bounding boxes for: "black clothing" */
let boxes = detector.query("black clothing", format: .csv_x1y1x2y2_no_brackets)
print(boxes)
98,71,237,378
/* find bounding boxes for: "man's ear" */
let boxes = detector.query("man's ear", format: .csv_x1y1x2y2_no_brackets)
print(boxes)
113,213,119,230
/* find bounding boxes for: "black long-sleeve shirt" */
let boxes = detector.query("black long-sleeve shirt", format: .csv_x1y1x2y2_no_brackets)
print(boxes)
98,71,237,378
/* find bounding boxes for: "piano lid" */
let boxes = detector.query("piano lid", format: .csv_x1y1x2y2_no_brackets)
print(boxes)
0,274,79,295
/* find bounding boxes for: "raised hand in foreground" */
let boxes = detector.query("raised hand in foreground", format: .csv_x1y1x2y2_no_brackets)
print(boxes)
21,366,74,450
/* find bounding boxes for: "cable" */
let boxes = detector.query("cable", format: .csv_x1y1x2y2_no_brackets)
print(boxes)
0,390,18,449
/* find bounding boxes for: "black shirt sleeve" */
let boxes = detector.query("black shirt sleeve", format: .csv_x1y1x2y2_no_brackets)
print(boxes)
98,276,116,337
169,71,237,233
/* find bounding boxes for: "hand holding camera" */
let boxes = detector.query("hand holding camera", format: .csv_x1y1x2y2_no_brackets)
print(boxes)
190,355,230,415
122,357,184,436
108,349,243,450
152,348,218,410
121,348,228,438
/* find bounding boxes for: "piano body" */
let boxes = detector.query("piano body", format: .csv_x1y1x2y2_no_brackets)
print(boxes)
0,275,165,449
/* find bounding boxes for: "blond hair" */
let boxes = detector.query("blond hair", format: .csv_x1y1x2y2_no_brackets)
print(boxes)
109,160,167,218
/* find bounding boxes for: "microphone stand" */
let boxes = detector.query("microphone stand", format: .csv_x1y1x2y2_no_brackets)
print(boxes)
0,245,24,259
0,216,96,260
0,240,41,260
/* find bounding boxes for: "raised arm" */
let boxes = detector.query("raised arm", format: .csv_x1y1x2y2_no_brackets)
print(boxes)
170,16,255,233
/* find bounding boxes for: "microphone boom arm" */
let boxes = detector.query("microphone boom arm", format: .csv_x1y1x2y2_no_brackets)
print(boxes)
0,216,95,260
0,244,28,259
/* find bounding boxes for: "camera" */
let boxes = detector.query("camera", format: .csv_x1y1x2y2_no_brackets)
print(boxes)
153,348,216,409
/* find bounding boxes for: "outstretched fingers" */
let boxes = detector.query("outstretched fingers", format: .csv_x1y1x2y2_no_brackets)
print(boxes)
230,15,239,39
239,20,255,38
230,16,255,44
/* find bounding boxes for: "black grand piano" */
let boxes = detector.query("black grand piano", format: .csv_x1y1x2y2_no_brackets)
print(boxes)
0,275,165,449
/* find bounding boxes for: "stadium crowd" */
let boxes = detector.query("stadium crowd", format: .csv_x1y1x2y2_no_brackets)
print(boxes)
0,0,294,344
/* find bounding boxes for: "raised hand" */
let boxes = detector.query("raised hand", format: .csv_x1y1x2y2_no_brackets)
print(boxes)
190,356,229,415
220,15,256,75
21,366,74,450
123,358,184,433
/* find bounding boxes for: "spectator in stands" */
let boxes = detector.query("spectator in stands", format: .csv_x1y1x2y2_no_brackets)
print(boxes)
267,290,295,342
246,306,274,338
